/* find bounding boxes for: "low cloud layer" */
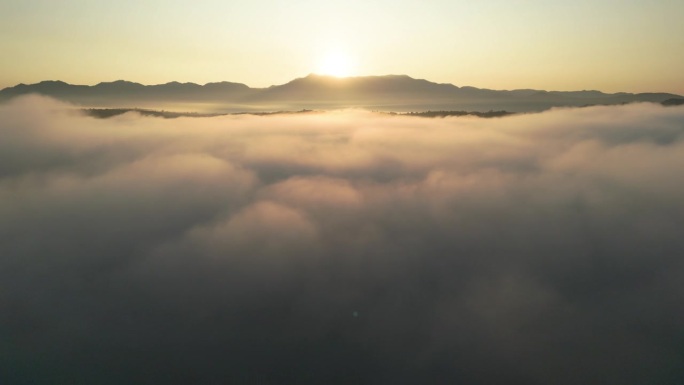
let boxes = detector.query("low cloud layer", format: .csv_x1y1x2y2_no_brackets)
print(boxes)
2,96,684,384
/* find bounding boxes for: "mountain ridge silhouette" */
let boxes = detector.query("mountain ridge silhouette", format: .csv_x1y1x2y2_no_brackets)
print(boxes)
1,74,681,112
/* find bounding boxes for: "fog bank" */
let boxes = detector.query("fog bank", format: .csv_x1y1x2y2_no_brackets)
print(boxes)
2,96,684,384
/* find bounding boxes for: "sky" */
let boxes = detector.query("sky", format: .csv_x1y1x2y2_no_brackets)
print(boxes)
1,0,683,94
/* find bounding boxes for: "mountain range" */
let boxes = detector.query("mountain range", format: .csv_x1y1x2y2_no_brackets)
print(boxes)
1,74,682,113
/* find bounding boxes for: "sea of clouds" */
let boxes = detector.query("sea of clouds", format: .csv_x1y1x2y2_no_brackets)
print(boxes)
2,96,684,384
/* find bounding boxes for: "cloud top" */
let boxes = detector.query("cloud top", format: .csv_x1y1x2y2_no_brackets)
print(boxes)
2,96,684,384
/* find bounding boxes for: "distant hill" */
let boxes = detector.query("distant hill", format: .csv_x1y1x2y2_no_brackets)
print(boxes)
1,74,681,113
0,79,253,103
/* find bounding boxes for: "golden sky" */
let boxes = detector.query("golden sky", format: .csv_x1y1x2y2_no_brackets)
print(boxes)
1,0,683,94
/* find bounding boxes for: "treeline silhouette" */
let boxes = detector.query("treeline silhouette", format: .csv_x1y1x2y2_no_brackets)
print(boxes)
394,110,514,118
662,98,684,106
85,108,515,119
83,108,316,119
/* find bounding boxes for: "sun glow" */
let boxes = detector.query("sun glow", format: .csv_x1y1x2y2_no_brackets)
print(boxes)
316,51,356,77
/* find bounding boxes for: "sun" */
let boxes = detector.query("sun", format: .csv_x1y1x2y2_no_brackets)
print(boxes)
316,51,356,77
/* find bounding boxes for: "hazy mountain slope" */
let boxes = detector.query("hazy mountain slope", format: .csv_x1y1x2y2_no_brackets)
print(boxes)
1,75,680,112
0,80,255,103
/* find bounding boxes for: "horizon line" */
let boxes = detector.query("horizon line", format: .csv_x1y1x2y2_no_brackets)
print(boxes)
2,73,682,96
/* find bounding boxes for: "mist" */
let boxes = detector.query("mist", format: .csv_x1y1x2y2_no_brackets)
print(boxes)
2,96,684,384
